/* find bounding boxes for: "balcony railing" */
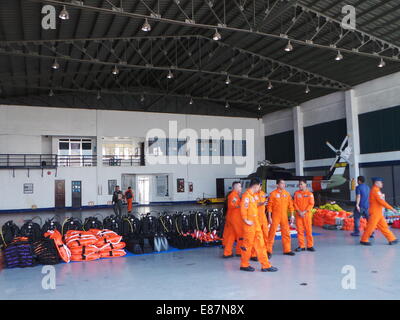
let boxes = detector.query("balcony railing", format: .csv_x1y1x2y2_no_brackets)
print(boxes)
102,155,142,166
0,154,144,169
57,155,97,167
0,154,58,169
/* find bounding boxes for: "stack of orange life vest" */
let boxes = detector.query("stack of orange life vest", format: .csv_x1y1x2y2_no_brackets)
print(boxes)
64,229,126,262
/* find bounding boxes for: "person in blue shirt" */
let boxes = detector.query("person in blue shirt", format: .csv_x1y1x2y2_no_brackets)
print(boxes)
351,176,372,237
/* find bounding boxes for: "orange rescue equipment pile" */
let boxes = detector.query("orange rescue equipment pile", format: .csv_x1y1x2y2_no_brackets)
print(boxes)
312,209,367,231
64,229,126,262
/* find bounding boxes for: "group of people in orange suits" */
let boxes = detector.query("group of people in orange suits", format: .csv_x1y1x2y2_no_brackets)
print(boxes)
222,177,314,272
222,176,398,272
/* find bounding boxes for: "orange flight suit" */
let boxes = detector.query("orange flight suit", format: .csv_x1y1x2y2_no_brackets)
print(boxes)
293,189,315,249
125,190,134,213
361,186,397,243
255,190,269,248
223,191,243,256
240,189,271,269
267,188,294,254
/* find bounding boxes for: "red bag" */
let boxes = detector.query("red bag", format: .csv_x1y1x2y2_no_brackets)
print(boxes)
392,219,400,229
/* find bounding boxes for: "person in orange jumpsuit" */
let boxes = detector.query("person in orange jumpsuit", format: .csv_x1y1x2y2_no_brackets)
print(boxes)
254,185,269,250
240,178,277,272
293,179,315,252
124,187,134,213
267,179,295,258
360,177,399,246
223,181,243,258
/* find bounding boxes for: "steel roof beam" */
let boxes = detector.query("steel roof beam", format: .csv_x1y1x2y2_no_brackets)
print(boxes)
26,0,400,62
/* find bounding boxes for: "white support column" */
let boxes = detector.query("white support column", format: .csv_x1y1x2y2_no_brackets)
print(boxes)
345,89,360,201
293,105,305,176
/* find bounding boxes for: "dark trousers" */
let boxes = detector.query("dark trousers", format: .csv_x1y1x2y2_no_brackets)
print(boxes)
354,207,369,233
113,201,123,216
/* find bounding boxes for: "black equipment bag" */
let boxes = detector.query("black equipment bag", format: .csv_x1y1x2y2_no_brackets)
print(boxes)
174,213,192,234
190,211,207,231
41,217,62,234
159,213,175,237
83,216,103,231
125,234,144,255
121,214,141,238
20,220,42,242
3,238,37,268
32,238,61,265
1,221,20,247
207,209,224,237
103,215,123,234
61,217,83,235
139,214,158,238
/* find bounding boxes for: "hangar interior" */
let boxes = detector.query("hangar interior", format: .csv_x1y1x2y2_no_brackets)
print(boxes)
0,0,399,300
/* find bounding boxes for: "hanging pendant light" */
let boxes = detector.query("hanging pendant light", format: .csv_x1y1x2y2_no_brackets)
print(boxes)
378,58,386,68
267,81,273,90
305,85,310,94
225,75,231,85
59,5,69,20
335,51,343,61
52,59,60,70
284,40,293,52
112,65,119,75
141,19,151,32
213,28,221,41
167,70,174,79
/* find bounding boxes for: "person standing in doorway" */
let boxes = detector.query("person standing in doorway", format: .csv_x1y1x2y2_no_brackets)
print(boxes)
112,185,124,216
351,176,371,237
125,186,134,214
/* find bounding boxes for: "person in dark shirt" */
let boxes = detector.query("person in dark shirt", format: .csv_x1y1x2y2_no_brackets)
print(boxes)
112,185,124,216
351,176,372,237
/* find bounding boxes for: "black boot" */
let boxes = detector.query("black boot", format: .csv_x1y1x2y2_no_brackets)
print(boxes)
295,247,305,252
283,251,295,256
222,254,234,258
307,247,316,252
360,241,371,246
240,266,255,272
261,266,278,272
389,239,398,245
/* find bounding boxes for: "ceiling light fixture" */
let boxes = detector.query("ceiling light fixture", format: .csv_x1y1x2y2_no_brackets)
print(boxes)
49,89,54,97
213,28,221,41
378,58,386,68
305,85,310,94
225,75,230,85
189,97,194,105
52,59,60,70
167,70,174,79
141,18,151,32
59,5,69,20
335,51,343,61
96,91,101,100
284,40,293,52
225,101,230,109
140,94,145,102
258,105,262,111
112,65,119,75
267,81,273,90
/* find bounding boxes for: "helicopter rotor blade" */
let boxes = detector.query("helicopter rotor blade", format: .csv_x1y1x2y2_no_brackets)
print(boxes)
329,155,340,172
326,141,338,153
339,135,349,151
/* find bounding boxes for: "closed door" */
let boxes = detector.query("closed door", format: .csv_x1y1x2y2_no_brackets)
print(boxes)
71,181,82,208
55,180,65,208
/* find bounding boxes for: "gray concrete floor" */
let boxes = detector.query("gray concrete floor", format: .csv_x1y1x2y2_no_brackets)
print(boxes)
1,224,399,300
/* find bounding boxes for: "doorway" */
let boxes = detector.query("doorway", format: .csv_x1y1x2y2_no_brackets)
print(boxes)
55,180,65,208
71,181,82,208
137,176,150,205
